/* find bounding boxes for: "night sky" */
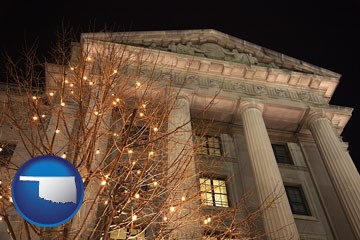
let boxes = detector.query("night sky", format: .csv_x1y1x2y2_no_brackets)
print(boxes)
1,1,359,171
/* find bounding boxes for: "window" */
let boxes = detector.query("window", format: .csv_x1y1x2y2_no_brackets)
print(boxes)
196,135,222,156
285,186,311,216
109,228,145,240
200,177,229,207
0,142,16,166
272,144,293,164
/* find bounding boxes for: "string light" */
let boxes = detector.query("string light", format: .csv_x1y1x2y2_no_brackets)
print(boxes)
153,181,158,187
153,127,158,132
32,96,37,100
96,149,100,154
136,82,141,87
65,79,69,84
204,219,208,224
170,206,175,212
70,83,74,87
132,214,137,221
0,217,2,221
49,92,54,96
61,102,65,107
148,151,154,157
70,67,74,71
142,104,146,108
86,57,92,61
139,112,144,117
83,76,87,80
113,69,118,74
181,196,186,201
41,114,46,118
94,111,99,116
0,195,2,199
116,98,120,102
33,116,38,121
135,193,140,199
9,197,13,203
89,81,94,86
104,200,108,204
0,148,2,152
71,91,74,94
101,180,107,186
136,170,141,175
207,217,211,223
163,216,167,221
128,149,134,154
55,129,60,134
61,153,66,159
112,101,117,105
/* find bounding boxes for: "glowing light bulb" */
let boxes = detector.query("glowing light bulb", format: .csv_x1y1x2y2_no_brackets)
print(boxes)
101,180,107,186
113,69,118,73
41,114,46,118
9,197,13,203
136,170,141,175
112,101,117,105
132,214,137,221
65,79,69,84
89,81,94,85
135,193,140,199
207,217,211,223
104,200,108,204
153,127,158,132
55,129,60,134
128,149,133,154
33,116,38,121
163,216,167,221
71,90,74,94
70,67,74,71
116,98,120,102
32,96,37,100
61,102,65,107
96,149,100,154
94,111,99,115
0,148,2,152
83,76,87,80
153,181,158,186
0,217,2,221
61,153,66,158
204,219,208,224
0,195,2,199
136,82,141,87
142,104,146,108
49,92,54,96
139,112,144,117
86,57,92,61
70,83,74,87
170,206,175,212
149,151,154,157
181,196,186,201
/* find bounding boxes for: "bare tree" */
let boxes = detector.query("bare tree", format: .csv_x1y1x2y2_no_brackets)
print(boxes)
0,26,283,240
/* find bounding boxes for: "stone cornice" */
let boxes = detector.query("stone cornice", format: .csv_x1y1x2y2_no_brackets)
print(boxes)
83,38,339,102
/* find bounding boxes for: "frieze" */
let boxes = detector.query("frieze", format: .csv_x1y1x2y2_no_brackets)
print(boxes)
115,67,326,104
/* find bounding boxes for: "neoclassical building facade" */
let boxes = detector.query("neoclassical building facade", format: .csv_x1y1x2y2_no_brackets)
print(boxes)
1,29,359,239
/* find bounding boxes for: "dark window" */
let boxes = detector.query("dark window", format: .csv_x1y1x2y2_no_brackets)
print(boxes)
200,177,229,207
272,144,293,164
285,186,311,216
196,135,222,156
0,143,16,166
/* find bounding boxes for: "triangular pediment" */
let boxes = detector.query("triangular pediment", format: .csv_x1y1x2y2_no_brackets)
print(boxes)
81,29,340,78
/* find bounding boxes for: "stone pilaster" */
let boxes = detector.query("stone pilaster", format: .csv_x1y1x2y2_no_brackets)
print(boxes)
168,97,201,239
307,112,360,239
239,100,299,239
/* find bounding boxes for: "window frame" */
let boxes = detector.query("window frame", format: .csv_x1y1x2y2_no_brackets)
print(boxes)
285,185,311,216
199,176,229,208
0,142,16,167
271,143,293,165
196,135,223,157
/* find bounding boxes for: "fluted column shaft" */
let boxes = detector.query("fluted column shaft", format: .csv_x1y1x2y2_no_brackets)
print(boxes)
168,97,201,239
308,114,360,238
240,102,299,239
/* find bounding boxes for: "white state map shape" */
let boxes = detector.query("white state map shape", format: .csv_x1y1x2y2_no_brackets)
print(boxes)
19,176,77,204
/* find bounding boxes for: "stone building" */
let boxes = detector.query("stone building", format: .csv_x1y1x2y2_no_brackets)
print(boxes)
1,29,359,239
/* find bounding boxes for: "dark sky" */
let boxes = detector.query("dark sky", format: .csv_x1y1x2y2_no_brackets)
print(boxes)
1,1,359,171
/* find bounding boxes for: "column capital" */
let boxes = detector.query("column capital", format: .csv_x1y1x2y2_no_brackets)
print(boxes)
238,99,264,116
305,110,330,128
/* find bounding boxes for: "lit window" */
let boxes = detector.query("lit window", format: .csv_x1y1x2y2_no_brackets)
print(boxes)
200,177,229,207
0,142,16,166
109,228,145,240
196,135,222,156
272,144,293,164
285,185,311,216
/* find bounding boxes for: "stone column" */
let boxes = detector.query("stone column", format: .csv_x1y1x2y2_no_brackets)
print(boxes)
168,97,201,239
307,112,360,239
240,101,299,239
